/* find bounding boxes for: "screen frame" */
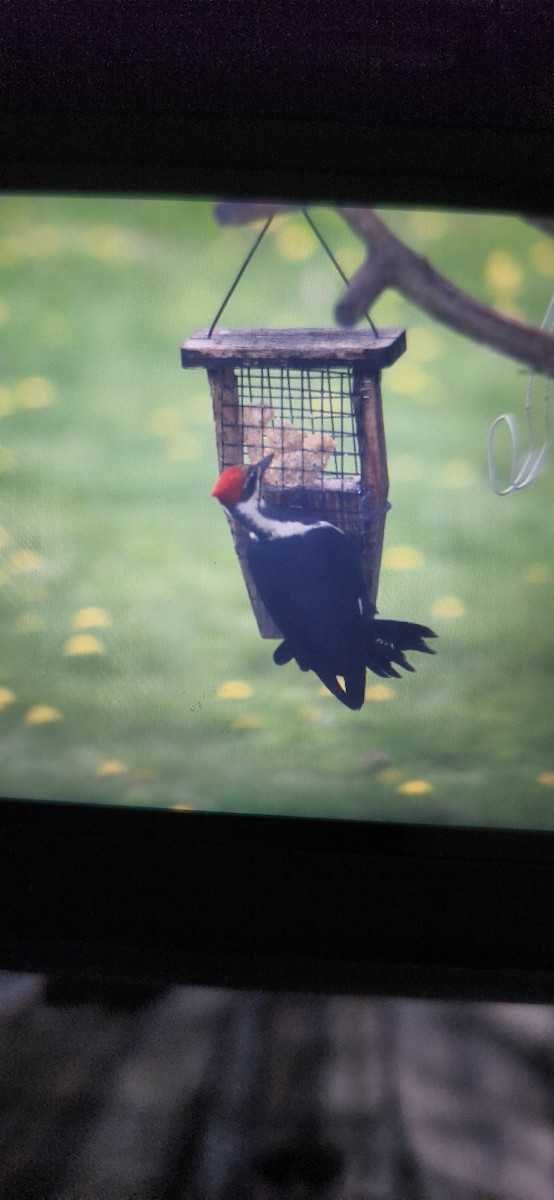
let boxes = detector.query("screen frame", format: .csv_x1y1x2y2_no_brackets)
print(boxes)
1,799,554,1001
2,7,554,1002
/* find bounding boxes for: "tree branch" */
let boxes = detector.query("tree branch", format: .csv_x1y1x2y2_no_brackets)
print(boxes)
214,202,554,377
214,201,294,225
338,208,554,375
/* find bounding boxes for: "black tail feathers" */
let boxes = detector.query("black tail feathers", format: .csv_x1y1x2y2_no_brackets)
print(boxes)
273,640,365,709
273,640,294,666
273,621,436,708
364,619,437,679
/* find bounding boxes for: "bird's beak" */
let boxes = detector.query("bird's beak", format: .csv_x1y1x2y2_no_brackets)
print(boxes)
256,453,274,477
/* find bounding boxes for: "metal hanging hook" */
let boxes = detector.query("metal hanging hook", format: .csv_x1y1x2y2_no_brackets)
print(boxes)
208,217,274,337
208,208,378,337
488,292,554,495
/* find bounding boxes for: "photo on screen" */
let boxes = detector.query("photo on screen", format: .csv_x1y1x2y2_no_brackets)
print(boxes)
0,195,552,828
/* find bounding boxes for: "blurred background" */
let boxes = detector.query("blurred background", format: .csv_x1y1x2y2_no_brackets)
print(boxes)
0,969,552,1200
0,195,553,826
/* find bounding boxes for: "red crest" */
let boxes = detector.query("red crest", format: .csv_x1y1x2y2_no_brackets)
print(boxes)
211,464,247,505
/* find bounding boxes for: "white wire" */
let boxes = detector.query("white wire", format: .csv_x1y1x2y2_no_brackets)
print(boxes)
488,292,554,495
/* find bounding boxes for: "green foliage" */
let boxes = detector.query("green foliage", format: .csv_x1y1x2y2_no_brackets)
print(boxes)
0,195,553,827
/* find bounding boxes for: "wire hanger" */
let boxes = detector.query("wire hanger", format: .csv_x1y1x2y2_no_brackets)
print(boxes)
488,292,553,494
208,209,378,338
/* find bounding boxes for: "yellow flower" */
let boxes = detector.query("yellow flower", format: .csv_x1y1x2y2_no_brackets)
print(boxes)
8,549,43,573
524,562,551,585
431,595,467,618
437,459,476,488
377,767,403,783
216,679,252,699
382,545,424,570
484,250,523,296
409,326,442,363
63,634,105,656
14,376,55,409
530,240,554,276
407,211,448,241
365,683,394,701
297,705,322,722
389,361,429,396
25,224,61,258
0,687,15,710
147,406,182,437
537,772,554,787
25,705,62,725
397,779,433,795
82,225,139,263
172,803,194,811
275,222,315,261
96,760,128,776
231,713,262,730
0,387,13,418
72,606,111,629
335,244,362,275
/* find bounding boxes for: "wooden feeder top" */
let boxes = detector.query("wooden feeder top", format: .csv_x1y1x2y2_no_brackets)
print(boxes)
181,327,406,371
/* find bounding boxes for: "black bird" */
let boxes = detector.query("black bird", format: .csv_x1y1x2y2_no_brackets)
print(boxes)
212,453,436,710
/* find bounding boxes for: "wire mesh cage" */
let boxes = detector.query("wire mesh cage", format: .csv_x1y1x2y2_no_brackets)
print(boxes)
182,326,406,636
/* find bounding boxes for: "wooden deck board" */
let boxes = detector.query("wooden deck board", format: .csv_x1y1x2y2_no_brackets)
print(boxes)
0,974,552,1199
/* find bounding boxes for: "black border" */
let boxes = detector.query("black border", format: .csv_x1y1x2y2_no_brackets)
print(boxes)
1,801,554,1001
2,116,554,218
2,4,554,1001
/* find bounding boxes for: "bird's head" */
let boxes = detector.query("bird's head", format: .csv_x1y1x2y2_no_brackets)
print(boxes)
211,453,273,512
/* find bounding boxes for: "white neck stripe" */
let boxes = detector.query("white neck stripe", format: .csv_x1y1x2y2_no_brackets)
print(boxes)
229,494,327,539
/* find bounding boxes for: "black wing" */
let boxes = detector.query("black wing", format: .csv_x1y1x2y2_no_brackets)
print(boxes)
247,525,363,664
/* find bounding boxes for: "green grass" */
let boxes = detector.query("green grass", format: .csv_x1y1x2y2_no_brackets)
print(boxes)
0,195,553,827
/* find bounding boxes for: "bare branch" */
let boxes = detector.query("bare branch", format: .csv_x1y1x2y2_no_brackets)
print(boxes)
214,201,294,225
214,202,554,377
339,208,554,376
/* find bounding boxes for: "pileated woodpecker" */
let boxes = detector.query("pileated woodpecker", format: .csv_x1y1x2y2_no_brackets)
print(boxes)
212,454,436,710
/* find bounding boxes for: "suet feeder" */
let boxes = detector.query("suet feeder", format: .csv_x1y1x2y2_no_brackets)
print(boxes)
181,326,406,637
